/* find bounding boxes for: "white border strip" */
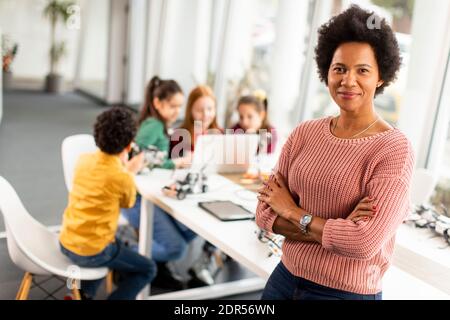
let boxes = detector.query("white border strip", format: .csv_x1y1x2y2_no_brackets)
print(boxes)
148,277,265,300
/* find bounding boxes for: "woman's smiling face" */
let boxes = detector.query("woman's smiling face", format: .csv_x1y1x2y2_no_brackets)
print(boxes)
327,42,384,113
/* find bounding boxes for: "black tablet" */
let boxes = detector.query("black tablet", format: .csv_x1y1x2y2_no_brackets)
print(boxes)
198,200,255,221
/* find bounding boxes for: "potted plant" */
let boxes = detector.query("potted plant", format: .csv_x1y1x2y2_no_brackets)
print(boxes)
2,35,19,90
43,0,74,93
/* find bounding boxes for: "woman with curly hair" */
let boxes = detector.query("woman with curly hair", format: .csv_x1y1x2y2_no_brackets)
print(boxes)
256,5,414,300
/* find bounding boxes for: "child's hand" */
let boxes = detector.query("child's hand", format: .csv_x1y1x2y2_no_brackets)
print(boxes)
162,184,178,198
125,152,145,174
173,153,192,169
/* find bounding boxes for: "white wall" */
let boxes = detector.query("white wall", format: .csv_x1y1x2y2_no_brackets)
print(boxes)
0,0,80,80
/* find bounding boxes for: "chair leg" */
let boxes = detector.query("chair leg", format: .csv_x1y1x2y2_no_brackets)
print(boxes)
105,271,113,294
71,279,82,300
16,272,33,300
15,275,25,300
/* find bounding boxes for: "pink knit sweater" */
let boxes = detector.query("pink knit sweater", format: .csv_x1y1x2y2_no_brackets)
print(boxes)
256,116,415,294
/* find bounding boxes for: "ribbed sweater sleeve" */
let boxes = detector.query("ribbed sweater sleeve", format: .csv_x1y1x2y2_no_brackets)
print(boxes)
255,126,298,232
321,140,415,260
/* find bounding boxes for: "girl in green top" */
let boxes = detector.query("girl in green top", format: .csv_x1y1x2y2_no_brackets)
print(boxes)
122,76,199,290
136,76,190,169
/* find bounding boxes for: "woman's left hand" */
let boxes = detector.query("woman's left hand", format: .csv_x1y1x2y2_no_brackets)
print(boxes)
257,172,298,220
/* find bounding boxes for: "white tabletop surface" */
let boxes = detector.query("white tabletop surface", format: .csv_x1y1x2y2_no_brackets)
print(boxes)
135,169,449,299
135,169,279,280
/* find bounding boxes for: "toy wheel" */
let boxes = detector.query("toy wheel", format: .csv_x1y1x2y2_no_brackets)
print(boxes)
202,185,208,193
177,191,186,200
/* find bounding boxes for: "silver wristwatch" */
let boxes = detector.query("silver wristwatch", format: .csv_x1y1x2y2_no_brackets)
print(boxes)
299,214,313,234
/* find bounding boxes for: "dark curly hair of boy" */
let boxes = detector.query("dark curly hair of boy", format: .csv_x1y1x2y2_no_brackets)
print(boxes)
315,5,401,95
94,107,137,155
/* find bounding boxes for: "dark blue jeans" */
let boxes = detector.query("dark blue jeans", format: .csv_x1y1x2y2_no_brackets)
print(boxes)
60,238,156,300
262,262,382,300
121,194,197,262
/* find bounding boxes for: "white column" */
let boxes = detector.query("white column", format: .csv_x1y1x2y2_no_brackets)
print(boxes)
397,0,450,169
125,0,147,106
269,0,310,137
105,0,128,104
73,0,109,98
145,0,164,81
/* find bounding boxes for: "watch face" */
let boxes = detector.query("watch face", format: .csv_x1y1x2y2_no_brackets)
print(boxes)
302,215,312,225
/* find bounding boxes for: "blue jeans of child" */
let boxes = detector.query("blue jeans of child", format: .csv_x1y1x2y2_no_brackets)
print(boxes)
121,194,197,262
261,262,382,300
60,238,156,300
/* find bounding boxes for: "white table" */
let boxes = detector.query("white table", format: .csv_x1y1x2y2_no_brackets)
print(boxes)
135,169,449,300
135,169,279,299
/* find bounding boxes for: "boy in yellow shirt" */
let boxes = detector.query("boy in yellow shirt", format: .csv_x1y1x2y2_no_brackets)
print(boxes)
59,107,155,300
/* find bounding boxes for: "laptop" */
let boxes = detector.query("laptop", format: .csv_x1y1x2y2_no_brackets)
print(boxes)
192,134,259,173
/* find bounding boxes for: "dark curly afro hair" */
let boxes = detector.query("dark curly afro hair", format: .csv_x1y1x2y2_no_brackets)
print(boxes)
94,106,137,155
315,5,401,95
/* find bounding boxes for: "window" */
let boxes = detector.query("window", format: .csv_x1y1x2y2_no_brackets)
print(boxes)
211,0,312,138
429,52,450,209
218,0,279,127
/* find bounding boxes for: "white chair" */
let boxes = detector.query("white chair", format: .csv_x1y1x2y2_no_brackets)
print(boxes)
61,134,129,228
0,176,109,300
410,168,437,206
61,134,97,191
61,134,125,293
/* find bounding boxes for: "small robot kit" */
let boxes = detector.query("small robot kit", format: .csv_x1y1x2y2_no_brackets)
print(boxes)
163,167,209,200
405,203,450,245
129,143,167,172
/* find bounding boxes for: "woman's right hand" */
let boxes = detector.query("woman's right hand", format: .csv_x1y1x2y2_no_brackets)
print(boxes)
346,196,377,223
